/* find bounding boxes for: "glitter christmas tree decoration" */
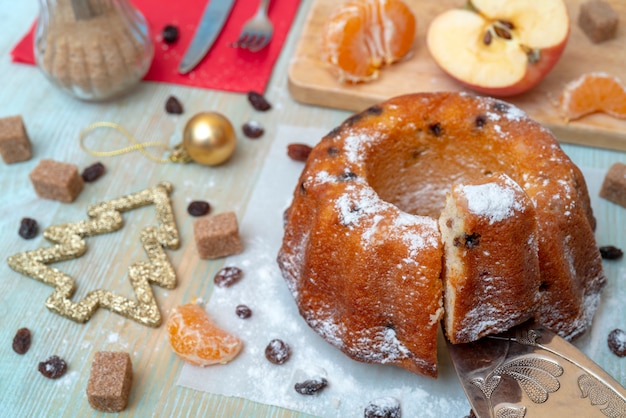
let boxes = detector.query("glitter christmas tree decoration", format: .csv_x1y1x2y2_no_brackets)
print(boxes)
6,182,180,327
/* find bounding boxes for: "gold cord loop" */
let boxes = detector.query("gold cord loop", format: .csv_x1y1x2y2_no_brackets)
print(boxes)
79,121,187,164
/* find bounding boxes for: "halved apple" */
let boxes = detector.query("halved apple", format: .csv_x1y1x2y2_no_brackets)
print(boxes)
426,0,570,97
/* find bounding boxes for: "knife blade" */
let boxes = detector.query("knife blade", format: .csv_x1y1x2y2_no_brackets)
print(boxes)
179,0,236,74
447,321,626,417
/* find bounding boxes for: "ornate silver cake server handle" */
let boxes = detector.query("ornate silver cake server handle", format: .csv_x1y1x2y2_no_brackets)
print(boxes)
447,321,626,418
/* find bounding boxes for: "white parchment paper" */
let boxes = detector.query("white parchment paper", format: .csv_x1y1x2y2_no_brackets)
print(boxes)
177,125,620,417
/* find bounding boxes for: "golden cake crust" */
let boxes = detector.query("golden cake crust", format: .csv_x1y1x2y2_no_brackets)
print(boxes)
277,92,605,378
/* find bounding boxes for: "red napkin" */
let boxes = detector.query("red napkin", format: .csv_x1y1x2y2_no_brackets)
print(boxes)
11,0,301,93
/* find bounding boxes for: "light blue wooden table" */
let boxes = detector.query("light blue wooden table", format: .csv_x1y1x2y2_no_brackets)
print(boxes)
1,1,624,417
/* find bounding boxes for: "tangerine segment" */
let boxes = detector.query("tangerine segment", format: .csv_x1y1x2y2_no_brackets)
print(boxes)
321,0,416,83
560,72,626,121
166,302,242,367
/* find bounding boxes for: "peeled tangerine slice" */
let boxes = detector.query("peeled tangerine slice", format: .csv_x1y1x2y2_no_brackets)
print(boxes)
166,302,242,366
320,0,416,83
560,72,626,121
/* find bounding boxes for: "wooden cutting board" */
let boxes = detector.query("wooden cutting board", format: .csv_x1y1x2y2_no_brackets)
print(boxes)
288,0,626,151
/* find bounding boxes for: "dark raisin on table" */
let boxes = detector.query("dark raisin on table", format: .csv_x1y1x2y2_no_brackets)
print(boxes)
265,339,291,365
162,25,179,44
294,377,328,395
242,121,264,139
287,143,313,162
81,162,106,182
12,327,32,355
235,304,252,319
247,91,272,111
599,245,623,260
364,397,401,418
18,217,38,239
165,96,184,114
187,200,211,217
214,266,243,287
38,355,68,379
607,329,626,357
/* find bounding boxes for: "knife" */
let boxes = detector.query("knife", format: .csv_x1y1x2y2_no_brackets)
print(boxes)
447,321,626,417
179,0,236,74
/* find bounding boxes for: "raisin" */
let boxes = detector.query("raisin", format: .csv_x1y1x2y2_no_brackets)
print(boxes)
18,217,38,239
287,143,312,162
265,339,290,365
12,328,32,355
364,397,401,418
235,304,252,319
81,162,106,182
247,91,272,111
454,232,481,248
187,200,211,217
607,329,626,357
214,266,243,288
338,171,357,181
165,96,184,114
162,25,179,44
475,115,487,128
38,355,67,379
599,245,623,260
428,122,442,136
242,121,264,139
294,377,328,395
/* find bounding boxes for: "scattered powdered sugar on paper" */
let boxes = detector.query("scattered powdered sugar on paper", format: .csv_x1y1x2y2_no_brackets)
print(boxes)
176,126,469,417
175,127,619,416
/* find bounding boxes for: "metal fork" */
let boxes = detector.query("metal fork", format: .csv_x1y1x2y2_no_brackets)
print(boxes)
233,0,273,52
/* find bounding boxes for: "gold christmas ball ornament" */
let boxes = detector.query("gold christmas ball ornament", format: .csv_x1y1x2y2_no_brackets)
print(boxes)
182,112,237,166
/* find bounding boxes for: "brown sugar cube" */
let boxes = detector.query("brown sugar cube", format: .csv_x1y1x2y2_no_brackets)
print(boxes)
194,211,243,259
600,162,626,208
87,351,133,412
29,159,84,202
0,115,32,164
579,0,619,43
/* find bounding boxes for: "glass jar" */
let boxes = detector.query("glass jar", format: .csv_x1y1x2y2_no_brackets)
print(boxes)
34,0,154,101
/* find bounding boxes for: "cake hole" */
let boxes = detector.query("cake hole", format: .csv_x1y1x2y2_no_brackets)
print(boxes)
446,218,453,228
299,182,306,194
539,281,550,291
327,146,339,156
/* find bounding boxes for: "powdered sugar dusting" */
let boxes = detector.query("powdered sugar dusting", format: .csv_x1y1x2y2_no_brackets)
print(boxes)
461,181,523,224
354,327,411,363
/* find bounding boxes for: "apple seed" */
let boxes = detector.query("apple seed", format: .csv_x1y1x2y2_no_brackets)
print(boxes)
483,30,493,45
497,20,515,30
493,25,512,40
521,45,541,64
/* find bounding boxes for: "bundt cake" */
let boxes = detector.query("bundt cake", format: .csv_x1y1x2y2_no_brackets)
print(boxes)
277,92,606,378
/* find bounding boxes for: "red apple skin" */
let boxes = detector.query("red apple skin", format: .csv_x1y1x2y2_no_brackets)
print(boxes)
452,36,569,97
435,30,569,98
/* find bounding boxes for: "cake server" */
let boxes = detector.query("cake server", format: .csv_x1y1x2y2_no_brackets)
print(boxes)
447,321,626,417
179,0,236,74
